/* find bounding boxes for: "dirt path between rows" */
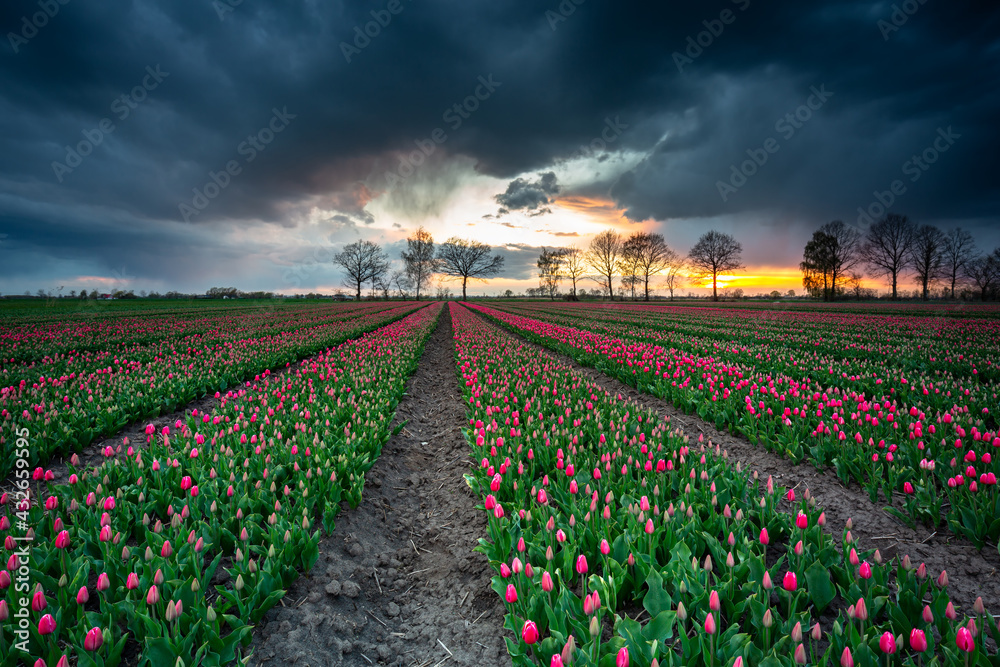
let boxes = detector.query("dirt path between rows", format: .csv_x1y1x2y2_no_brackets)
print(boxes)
474,308,1000,618
248,307,511,667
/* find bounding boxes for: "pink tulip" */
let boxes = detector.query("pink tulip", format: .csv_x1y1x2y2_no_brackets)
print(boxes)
576,555,588,574
551,655,564,667
795,513,807,529
32,589,47,611
782,571,797,592
505,584,517,603
126,573,139,590
542,571,554,592
709,590,720,612
759,528,769,545
84,626,104,651
704,612,717,635
54,530,70,549
909,628,927,652
77,586,90,604
147,585,160,605
0,571,9,589
879,632,896,654
38,613,56,635
956,627,974,652
161,541,172,558
522,620,539,644
858,562,872,580
616,647,629,667
97,573,110,591
0,600,8,621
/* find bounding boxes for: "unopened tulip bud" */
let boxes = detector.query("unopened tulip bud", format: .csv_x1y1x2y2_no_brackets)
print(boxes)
762,609,773,628
794,644,806,664
840,647,853,667
791,622,802,643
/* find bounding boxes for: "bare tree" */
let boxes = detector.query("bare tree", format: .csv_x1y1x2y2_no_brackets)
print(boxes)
391,269,413,299
964,251,1000,301
909,224,945,300
537,248,566,300
333,240,389,300
436,237,505,299
820,220,861,299
401,227,439,300
562,247,586,300
942,227,977,299
585,229,623,300
860,213,916,300
663,259,686,300
622,232,677,301
687,230,744,302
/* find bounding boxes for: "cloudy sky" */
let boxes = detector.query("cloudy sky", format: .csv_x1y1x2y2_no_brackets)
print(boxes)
1,0,999,296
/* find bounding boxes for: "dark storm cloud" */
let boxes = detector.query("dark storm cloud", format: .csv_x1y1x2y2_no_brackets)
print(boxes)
494,172,560,216
1,0,999,291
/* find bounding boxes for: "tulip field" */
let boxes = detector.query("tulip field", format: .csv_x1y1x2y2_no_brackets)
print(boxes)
0,301,422,478
0,302,441,666
469,302,1000,550
452,302,999,667
2,298,1000,667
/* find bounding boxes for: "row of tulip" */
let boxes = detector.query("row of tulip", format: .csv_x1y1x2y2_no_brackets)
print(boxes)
473,303,1000,549
0,302,420,477
1,302,395,367
506,302,998,385
0,303,441,666
450,302,996,667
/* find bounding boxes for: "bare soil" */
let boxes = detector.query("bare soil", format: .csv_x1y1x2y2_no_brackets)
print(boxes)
478,310,1000,618
247,306,511,667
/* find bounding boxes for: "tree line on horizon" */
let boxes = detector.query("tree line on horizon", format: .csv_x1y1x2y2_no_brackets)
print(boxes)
534,229,743,302
333,227,504,300
800,213,1000,301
